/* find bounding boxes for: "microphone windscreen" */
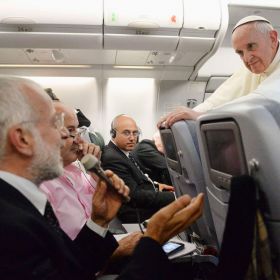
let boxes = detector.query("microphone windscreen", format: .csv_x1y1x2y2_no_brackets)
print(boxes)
81,154,99,171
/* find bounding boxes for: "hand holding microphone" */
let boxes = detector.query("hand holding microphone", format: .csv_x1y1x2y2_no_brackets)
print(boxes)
77,142,101,160
81,154,130,203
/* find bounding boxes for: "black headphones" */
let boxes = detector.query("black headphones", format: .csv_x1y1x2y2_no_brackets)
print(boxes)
110,114,141,139
110,114,125,139
110,127,117,138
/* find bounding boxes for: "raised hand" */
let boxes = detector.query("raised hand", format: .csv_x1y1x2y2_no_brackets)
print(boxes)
77,141,101,160
157,106,202,128
145,193,204,244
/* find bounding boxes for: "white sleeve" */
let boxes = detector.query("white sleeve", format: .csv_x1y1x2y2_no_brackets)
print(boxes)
86,219,109,237
194,67,256,113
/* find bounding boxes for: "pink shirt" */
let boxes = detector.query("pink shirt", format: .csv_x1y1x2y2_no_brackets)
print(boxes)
40,162,96,240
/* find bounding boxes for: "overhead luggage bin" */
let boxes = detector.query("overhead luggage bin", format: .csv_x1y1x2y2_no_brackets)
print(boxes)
175,0,228,79
104,0,183,51
0,0,103,49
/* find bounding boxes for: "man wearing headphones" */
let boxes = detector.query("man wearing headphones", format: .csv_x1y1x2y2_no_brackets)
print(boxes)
101,114,175,223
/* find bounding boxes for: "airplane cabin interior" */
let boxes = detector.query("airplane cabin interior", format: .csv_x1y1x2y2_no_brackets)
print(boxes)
1,0,280,277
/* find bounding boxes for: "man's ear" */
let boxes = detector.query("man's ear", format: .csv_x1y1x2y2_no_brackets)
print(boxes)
8,126,34,157
269,30,278,49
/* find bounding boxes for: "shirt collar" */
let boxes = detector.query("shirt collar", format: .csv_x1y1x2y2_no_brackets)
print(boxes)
263,41,280,76
0,171,47,215
111,140,130,157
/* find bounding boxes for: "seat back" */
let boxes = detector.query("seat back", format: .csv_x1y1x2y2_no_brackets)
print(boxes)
196,97,280,272
160,120,218,248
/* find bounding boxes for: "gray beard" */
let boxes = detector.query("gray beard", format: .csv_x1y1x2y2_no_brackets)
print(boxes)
28,130,63,185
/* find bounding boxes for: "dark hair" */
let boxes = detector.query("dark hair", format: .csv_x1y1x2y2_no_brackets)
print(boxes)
76,109,91,128
45,88,60,101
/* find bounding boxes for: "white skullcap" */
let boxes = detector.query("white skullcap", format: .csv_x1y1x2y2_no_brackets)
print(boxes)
232,15,271,33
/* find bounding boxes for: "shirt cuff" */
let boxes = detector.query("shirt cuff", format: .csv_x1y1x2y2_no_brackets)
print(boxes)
153,181,159,191
86,219,109,238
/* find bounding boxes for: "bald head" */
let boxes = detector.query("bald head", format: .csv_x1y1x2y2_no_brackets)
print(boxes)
113,115,136,129
112,115,139,151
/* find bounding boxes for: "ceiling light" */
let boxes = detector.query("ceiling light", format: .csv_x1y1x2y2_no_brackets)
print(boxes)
169,55,176,63
0,64,92,68
51,50,65,63
113,65,154,69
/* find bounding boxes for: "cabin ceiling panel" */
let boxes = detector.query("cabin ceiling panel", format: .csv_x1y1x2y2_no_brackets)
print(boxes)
0,48,29,63
115,51,150,65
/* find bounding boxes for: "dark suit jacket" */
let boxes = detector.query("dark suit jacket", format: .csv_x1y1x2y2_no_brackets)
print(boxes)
0,178,118,280
0,178,174,280
117,237,172,280
132,139,172,185
101,141,175,223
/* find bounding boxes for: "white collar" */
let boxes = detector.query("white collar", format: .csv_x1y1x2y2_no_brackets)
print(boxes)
0,171,47,215
263,41,280,76
123,151,130,157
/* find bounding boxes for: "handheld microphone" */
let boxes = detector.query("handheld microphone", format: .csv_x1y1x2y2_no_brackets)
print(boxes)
81,154,130,202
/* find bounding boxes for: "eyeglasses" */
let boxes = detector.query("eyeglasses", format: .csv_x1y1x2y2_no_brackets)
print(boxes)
68,127,87,139
119,130,140,137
